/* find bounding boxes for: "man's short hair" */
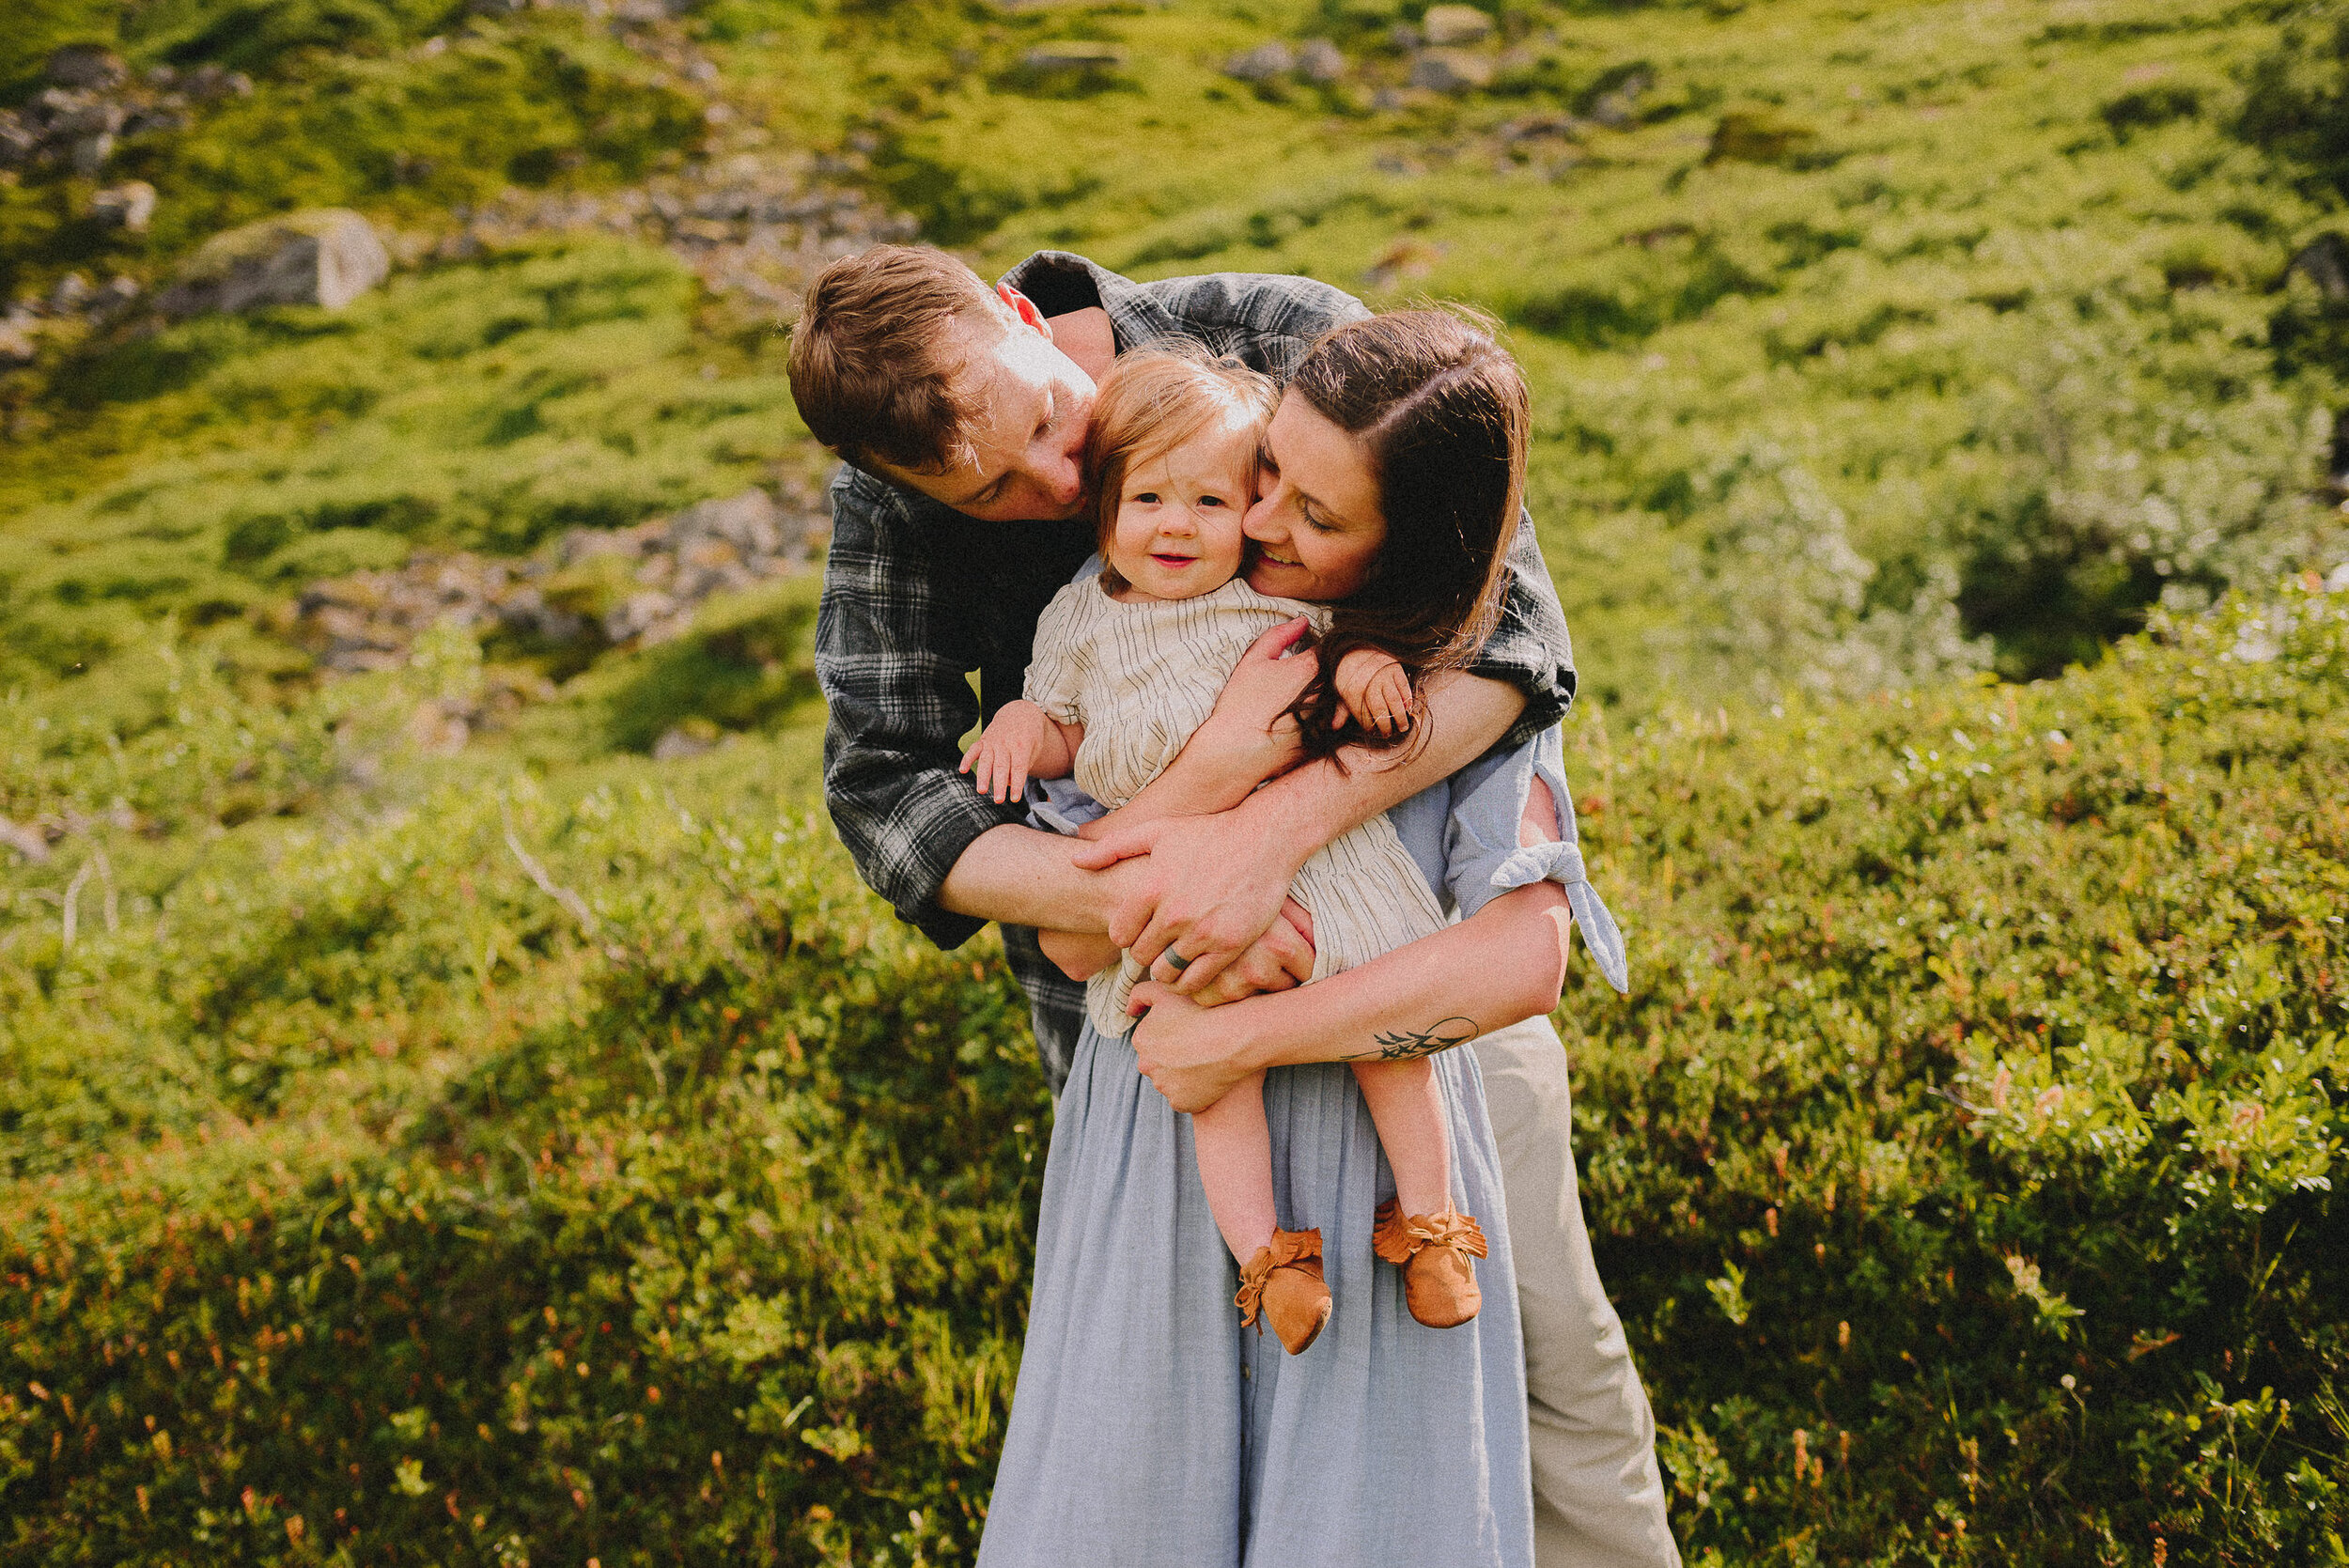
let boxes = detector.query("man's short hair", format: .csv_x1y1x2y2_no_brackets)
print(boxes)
787,244,1005,476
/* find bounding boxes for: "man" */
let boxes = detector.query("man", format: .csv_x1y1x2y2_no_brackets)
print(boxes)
790,243,1678,1567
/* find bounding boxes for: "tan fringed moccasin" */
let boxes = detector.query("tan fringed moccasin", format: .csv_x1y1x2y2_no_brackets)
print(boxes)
1372,1201,1486,1328
1236,1227,1332,1356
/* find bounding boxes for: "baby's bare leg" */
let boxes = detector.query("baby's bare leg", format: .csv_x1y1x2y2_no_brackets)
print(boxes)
1190,1069,1276,1264
1352,1058,1453,1217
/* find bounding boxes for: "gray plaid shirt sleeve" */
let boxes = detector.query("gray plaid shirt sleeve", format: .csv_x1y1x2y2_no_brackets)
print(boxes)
1473,508,1578,747
816,467,1025,952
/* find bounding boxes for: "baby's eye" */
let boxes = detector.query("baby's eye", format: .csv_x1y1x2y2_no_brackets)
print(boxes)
1196,494,1226,508
1132,490,1159,505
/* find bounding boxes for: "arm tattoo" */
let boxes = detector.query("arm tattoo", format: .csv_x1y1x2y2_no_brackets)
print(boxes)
1341,1017,1480,1063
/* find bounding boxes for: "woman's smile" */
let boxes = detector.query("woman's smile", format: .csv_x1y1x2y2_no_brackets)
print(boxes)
1243,394,1387,602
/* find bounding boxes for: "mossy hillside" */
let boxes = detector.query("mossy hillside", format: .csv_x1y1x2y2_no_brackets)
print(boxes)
1,586,2341,1563
10,0,2344,739
0,0,707,305
1552,579,2349,1561
0,240,809,740
0,740,1047,1563
850,0,2344,701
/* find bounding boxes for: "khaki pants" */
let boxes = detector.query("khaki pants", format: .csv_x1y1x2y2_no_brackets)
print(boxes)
1473,1017,1682,1568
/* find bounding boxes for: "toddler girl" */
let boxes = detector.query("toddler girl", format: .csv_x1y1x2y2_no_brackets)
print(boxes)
961,349,1486,1355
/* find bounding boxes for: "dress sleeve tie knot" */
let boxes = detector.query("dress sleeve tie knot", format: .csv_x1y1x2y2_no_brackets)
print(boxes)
1490,841,1630,996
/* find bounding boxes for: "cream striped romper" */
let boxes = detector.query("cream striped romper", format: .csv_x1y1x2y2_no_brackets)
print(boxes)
1025,575,1445,1036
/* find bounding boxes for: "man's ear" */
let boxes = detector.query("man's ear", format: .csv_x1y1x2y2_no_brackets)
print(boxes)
996,283,1054,341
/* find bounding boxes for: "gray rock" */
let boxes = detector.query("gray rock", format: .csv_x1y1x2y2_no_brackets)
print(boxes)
0,320,36,365
69,132,115,177
182,65,254,101
2287,233,2349,305
671,488,785,556
49,273,90,313
157,210,392,319
91,180,156,233
1388,23,1422,51
45,44,126,91
1409,48,1495,93
1022,42,1125,71
0,117,34,166
1297,39,1346,84
1585,91,1637,129
1225,41,1295,83
1420,5,1494,46
652,723,719,761
51,99,125,139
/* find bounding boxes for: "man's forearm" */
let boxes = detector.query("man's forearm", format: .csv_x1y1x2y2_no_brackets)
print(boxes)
936,822,1123,932
1226,881,1574,1071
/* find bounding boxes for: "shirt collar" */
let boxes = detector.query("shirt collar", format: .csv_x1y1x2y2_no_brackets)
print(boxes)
997,250,1184,356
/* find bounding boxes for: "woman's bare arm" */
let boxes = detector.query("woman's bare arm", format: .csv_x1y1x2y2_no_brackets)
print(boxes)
1124,778,1574,1113
1073,664,1526,994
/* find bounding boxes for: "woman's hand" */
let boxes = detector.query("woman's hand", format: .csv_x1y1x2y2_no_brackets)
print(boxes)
1159,615,1316,805
1149,897,1315,1001
1127,983,1262,1112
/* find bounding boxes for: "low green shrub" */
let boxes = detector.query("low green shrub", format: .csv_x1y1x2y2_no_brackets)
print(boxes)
1557,580,2349,1563
2,583,2341,1564
2,761,1047,1564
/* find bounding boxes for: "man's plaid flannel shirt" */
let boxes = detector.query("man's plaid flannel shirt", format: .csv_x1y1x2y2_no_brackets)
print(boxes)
815,251,1578,1089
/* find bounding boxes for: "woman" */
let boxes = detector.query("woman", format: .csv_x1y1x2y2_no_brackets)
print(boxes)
976,314,1615,1566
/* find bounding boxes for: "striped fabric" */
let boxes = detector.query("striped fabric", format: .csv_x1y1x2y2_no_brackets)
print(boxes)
1026,577,1443,1034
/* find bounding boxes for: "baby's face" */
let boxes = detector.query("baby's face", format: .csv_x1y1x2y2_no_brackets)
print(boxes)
1105,414,1259,600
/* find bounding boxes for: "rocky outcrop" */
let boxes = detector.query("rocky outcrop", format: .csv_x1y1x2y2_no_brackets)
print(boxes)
439,141,915,320
0,53,234,181
155,210,392,319
1225,39,1346,85
295,486,826,674
1021,41,1126,71
1409,49,1496,94
1419,6,1495,46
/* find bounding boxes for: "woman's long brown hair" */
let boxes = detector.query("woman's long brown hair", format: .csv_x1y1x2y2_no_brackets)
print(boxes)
1281,308,1530,763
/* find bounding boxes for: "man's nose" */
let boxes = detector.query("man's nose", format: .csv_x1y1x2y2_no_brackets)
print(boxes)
1029,451,1083,508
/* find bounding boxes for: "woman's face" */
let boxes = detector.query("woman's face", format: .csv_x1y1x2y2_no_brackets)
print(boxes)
1244,393,1387,603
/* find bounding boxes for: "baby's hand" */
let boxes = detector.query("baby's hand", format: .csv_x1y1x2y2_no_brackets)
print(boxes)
961,700,1054,803
1333,648,1413,737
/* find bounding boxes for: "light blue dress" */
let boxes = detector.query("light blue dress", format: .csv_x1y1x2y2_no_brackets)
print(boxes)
978,729,1626,1566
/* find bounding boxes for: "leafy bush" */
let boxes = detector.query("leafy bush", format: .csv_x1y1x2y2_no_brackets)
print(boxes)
2,753,1047,1564
1556,580,2349,1563
2,582,2341,1564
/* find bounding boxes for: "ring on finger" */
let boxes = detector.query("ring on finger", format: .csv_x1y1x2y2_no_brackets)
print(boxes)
1163,950,1191,973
